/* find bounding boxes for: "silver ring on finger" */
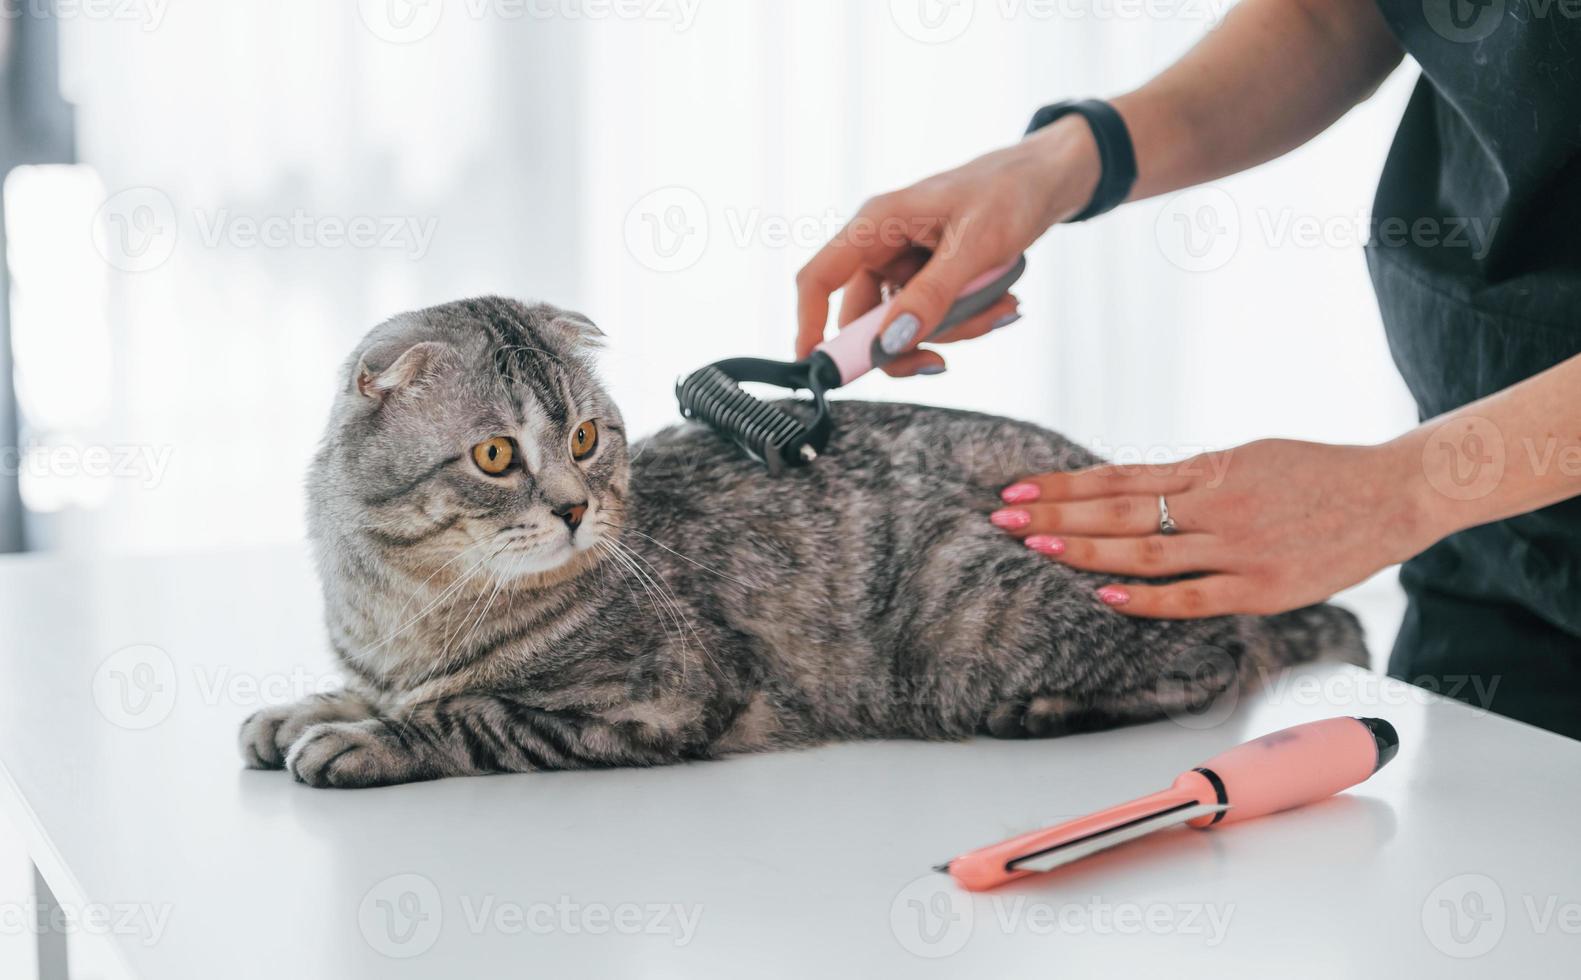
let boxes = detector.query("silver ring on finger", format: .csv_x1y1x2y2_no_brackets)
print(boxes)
1158,494,1178,536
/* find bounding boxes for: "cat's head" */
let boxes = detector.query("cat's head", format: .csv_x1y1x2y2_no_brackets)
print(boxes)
310,297,627,585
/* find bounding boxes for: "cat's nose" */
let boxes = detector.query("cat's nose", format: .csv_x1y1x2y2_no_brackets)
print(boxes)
553,501,587,531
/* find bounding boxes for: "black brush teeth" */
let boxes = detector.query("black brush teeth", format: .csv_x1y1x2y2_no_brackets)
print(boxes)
675,354,839,476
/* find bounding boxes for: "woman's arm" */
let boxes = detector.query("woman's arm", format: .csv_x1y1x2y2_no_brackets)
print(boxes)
1405,351,1581,540
992,353,1581,619
1110,0,1403,201
795,0,1405,374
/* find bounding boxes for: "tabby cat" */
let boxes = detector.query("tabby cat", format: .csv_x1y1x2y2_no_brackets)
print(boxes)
239,298,1363,787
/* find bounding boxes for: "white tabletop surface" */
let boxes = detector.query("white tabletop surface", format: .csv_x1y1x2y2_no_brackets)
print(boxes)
0,545,1577,979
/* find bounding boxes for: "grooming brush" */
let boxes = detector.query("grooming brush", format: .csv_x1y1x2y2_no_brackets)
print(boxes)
935,716,1399,891
676,254,1027,474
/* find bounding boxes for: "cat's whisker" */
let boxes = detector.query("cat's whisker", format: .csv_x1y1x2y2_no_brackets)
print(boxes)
613,526,754,591
615,516,779,593
420,532,554,686
596,540,675,641
451,561,510,667
607,537,720,682
595,539,691,686
594,540,675,681
602,540,676,631
382,532,501,627
438,556,499,661
364,538,509,656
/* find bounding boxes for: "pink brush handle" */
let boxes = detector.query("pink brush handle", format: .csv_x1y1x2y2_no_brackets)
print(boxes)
1187,715,1395,828
812,256,1025,385
944,716,1397,891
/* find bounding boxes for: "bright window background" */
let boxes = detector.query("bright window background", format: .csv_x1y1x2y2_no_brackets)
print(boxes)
9,0,1421,552
3,4,1422,972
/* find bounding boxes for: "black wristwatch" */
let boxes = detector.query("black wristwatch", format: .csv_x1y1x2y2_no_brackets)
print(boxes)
1025,99,1137,222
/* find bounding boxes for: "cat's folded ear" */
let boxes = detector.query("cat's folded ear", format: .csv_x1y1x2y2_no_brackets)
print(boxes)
548,310,605,350
354,341,450,402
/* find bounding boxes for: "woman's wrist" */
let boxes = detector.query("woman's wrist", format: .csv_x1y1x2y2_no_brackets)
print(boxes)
1379,354,1581,556
1016,115,1102,228
1379,428,1473,554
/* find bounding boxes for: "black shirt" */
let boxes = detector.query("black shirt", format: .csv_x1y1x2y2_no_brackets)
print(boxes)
1368,0,1581,736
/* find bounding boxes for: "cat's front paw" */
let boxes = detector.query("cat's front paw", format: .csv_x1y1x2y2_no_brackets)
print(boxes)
238,695,372,769
285,719,425,789
238,704,305,769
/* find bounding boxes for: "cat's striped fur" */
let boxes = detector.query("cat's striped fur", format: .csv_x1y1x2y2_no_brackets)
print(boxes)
239,297,1365,787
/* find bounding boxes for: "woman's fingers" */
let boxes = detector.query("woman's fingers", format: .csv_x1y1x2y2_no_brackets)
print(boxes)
1094,576,1252,619
991,492,1198,537
820,250,1016,378
835,268,884,331
926,293,1020,345
883,350,949,378
837,248,928,329
881,293,1021,377
878,239,1003,358
1023,532,1221,576
1002,461,1214,503
796,221,912,358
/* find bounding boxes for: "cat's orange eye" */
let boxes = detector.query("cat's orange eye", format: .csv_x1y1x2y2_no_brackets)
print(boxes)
471,437,516,476
571,420,599,461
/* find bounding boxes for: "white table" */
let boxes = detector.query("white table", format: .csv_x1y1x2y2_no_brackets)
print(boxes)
0,545,1577,979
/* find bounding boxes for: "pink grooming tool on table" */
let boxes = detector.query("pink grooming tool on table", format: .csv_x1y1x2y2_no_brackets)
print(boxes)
936,715,1399,891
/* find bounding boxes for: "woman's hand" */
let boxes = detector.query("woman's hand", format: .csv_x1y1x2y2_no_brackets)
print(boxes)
991,438,1443,618
793,117,1101,377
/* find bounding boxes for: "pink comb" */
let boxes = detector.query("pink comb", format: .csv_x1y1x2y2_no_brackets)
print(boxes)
937,716,1399,891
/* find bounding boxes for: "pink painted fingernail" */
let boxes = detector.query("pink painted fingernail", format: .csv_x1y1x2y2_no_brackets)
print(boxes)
1000,482,1040,504
1096,586,1130,607
990,509,1031,530
1025,535,1065,556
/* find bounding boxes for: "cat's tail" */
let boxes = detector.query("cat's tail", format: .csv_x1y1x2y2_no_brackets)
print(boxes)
1261,603,1369,669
